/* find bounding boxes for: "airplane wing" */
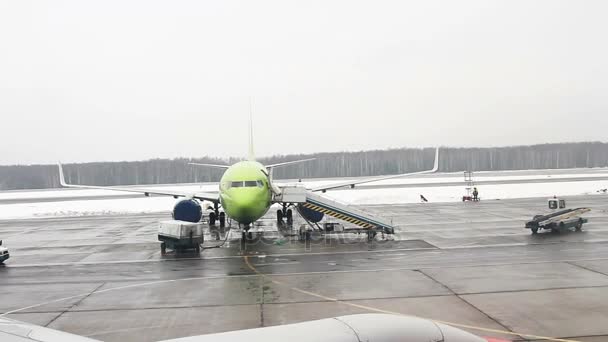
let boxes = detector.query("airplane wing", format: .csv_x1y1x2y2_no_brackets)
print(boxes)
0,317,100,342
188,163,230,169
310,147,439,192
0,314,495,342
190,159,316,170
266,158,316,169
57,164,219,202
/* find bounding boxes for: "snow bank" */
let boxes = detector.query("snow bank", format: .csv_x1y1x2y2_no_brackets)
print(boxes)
0,197,175,220
0,170,607,219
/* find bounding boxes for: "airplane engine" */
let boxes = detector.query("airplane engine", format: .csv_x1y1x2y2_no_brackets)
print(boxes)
172,199,202,223
298,205,324,223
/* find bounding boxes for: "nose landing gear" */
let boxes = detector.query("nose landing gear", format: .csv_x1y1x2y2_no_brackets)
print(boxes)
241,224,253,242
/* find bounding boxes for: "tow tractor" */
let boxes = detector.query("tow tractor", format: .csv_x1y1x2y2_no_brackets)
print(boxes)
525,197,590,234
0,240,9,264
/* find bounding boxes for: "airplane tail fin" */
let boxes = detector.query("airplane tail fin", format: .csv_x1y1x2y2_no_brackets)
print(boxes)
248,98,255,161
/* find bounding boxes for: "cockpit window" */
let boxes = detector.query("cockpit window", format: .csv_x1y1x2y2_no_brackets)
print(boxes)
230,181,264,188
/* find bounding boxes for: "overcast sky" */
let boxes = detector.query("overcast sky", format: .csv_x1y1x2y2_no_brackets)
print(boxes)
0,0,606,165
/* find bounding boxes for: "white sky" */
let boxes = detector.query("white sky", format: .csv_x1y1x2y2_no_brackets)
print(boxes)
0,0,607,165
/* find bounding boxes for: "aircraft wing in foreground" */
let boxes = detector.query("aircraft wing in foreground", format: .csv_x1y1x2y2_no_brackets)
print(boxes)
0,314,505,342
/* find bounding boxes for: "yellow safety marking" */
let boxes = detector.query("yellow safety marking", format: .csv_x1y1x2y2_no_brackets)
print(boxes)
244,257,579,342
303,202,384,230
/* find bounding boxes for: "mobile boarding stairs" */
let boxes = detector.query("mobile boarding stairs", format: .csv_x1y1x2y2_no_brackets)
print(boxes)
274,186,395,236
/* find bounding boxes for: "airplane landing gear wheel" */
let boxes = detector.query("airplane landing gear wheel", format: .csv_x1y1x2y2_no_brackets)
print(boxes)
160,242,166,255
209,212,216,225
367,231,377,241
286,209,293,225
219,212,226,228
531,227,538,234
277,210,283,224
576,220,583,232
241,231,254,241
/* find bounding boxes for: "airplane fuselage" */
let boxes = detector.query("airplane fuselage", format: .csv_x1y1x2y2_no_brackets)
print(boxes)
219,161,272,225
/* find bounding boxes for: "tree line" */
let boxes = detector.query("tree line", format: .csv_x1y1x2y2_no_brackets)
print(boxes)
1,142,607,190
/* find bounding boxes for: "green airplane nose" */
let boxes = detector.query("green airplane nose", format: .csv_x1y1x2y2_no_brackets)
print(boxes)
222,188,271,225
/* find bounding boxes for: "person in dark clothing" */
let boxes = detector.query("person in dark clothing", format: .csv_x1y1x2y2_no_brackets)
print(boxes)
472,187,479,201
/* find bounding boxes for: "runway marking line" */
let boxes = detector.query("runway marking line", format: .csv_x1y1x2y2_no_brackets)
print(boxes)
243,256,580,342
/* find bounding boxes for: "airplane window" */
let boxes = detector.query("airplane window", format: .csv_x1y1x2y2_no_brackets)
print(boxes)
244,181,258,187
256,180,264,188
231,181,244,188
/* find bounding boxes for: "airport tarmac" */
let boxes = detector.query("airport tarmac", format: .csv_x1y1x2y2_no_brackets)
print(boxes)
1,195,608,341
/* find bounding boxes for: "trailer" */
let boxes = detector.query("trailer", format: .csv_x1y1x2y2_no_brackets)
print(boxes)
525,198,590,234
0,240,9,264
298,222,384,241
158,220,204,255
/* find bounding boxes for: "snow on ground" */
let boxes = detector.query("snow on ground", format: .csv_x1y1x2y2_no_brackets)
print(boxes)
323,180,608,205
4,168,608,201
0,197,176,220
280,169,608,187
0,169,607,219
0,184,218,200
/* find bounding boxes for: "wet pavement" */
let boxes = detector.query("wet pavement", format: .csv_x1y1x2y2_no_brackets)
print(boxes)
1,195,608,341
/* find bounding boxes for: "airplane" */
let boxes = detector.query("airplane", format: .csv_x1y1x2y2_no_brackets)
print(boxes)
0,313,508,342
57,120,439,241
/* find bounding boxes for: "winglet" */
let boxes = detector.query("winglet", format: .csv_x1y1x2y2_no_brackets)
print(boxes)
432,147,440,172
57,162,67,187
